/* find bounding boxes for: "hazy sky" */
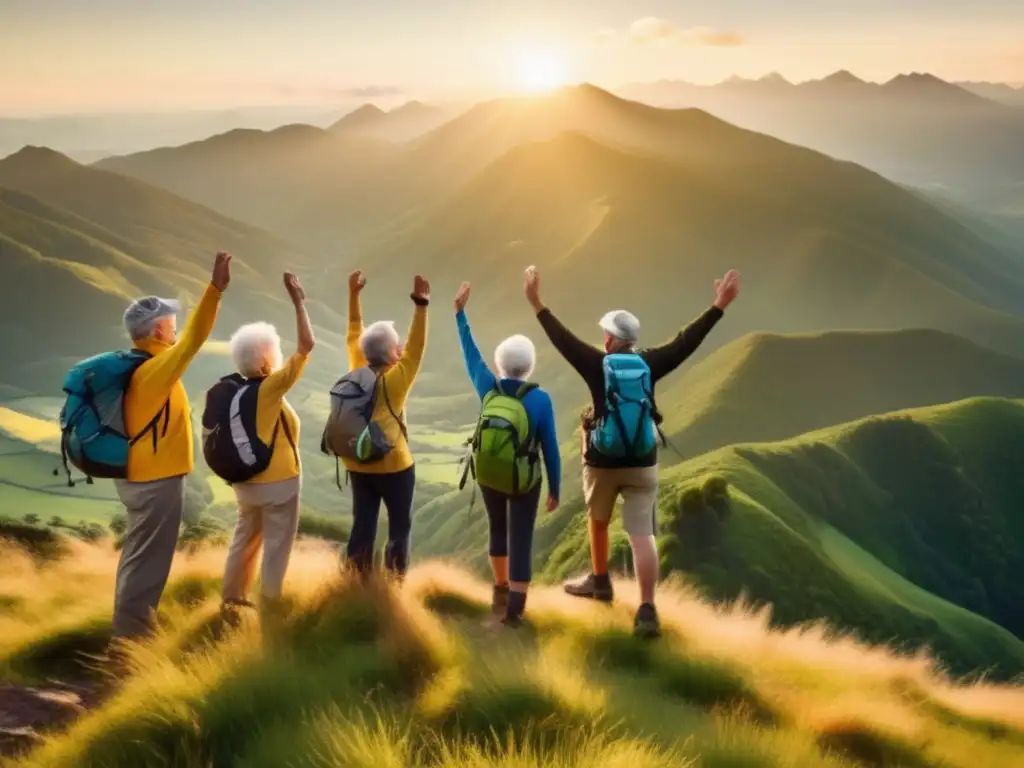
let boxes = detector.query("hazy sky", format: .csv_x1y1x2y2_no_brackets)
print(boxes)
1,0,1022,114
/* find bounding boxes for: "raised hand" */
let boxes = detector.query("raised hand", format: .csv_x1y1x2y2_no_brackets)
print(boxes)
348,270,366,294
546,495,558,513
283,272,305,304
413,275,430,301
212,251,232,292
454,281,471,312
713,269,741,310
524,265,543,311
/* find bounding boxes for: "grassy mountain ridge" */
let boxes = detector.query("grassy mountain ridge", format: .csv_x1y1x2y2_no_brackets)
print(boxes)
414,397,1024,679
655,327,1024,461
348,130,1024,398
94,125,401,246
0,147,347,388
2,542,1023,767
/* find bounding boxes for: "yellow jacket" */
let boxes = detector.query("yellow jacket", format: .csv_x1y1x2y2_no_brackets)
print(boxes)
125,283,221,482
343,287,427,475
248,351,308,484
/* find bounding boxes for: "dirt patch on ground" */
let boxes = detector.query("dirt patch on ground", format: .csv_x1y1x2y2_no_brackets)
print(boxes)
0,679,102,759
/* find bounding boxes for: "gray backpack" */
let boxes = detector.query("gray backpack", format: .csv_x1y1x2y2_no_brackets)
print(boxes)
320,366,407,472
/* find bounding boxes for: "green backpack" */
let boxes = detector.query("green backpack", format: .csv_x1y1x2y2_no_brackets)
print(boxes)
464,382,541,496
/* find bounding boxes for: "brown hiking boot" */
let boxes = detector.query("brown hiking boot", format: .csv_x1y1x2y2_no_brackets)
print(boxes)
491,584,510,615
563,573,614,602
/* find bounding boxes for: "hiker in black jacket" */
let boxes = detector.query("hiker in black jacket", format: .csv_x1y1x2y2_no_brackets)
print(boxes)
524,265,740,637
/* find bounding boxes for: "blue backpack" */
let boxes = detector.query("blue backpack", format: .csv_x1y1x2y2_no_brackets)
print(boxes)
57,350,170,484
590,353,660,459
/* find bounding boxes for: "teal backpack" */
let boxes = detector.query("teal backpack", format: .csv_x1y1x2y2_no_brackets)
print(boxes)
459,383,541,499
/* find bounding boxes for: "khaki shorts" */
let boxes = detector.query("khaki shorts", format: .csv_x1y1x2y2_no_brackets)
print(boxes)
582,464,659,536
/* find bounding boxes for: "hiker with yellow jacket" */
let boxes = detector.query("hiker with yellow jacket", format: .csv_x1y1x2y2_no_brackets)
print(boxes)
114,251,231,638
217,272,315,612
331,269,429,576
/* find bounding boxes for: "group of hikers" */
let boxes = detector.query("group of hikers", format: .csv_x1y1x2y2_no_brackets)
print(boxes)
58,251,740,642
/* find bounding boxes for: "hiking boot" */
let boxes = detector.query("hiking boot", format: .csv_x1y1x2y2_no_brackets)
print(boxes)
633,603,661,639
221,598,256,628
491,584,510,616
500,613,523,629
563,573,614,602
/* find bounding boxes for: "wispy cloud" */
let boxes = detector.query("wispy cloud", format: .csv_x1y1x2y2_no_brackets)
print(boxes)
610,17,745,47
337,85,405,98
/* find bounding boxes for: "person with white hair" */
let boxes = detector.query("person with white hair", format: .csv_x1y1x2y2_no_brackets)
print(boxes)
524,265,741,638
219,272,315,612
454,281,561,627
342,269,429,576
112,251,231,639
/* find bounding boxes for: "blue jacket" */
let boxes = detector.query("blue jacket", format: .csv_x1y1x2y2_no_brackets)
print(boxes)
456,310,561,501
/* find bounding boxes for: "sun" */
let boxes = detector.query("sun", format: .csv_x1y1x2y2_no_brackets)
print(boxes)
515,50,569,93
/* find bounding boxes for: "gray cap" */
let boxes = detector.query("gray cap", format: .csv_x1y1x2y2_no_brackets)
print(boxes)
123,296,180,339
598,310,640,343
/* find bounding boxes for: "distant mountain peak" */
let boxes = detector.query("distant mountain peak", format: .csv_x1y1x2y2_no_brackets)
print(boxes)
329,103,386,132
883,72,994,104
820,70,866,85
759,72,792,86
0,145,79,172
391,100,426,114
887,72,946,86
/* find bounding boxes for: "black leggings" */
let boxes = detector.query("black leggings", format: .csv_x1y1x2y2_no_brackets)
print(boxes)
347,465,416,575
481,482,541,584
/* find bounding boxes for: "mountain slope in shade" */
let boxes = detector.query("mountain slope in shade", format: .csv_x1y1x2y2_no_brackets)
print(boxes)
615,73,1022,198
329,101,463,141
352,131,1024,390
94,126,397,245
656,328,1024,461
0,149,345,393
957,81,1024,106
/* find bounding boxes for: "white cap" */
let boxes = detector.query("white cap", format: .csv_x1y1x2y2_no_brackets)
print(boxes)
598,310,640,343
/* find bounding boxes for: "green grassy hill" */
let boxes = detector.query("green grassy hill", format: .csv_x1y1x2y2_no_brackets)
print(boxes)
345,130,1024,408
415,398,1024,680
94,126,399,247
654,328,1024,462
2,542,1022,767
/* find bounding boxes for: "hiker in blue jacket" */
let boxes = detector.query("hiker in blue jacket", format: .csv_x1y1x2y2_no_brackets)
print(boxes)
454,281,561,627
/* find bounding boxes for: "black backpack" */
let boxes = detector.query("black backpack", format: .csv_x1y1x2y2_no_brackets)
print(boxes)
201,373,296,484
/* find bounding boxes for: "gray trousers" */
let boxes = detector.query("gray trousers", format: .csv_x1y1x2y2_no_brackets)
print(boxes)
222,477,301,602
112,475,185,638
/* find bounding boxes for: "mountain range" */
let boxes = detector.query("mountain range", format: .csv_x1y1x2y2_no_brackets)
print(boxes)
616,72,1024,207
4,82,1024,678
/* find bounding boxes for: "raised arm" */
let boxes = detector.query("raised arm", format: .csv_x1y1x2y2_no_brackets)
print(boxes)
261,272,314,402
644,270,740,382
347,270,367,370
132,252,228,395
454,282,496,398
387,275,430,391
524,266,603,378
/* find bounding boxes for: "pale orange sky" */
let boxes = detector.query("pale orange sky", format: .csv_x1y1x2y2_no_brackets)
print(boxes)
1,0,1021,114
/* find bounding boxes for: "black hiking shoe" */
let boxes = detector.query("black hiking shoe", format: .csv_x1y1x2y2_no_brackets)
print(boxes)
633,603,661,639
491,584,511,616
500,614,523,629
563,573,614,602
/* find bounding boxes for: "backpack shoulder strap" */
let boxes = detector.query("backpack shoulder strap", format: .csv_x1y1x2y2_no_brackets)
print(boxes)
514,382,539,400
377,372,409,441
